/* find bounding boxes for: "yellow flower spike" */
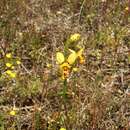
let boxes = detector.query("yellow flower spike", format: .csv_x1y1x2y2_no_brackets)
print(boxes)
56,52,65,64
60,128,66,130
6,63,12,68
16,60,21,65
6,53,12,58
9,110,16,116
69,33,81,43
67,51,77,65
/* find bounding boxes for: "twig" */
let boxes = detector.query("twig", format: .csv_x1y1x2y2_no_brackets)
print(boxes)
21,63,32,75
78,0,86,23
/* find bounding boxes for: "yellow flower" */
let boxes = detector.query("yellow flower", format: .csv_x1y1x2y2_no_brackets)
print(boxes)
10,72,16,78
16,60,21,65
9,110,16,116
60,128,66,130
60,62,71,79
6,70,12,75
67,50,77,65
46,63,52,68
69,33,81,43
6,63,12,68
6,53,12,58
61,70,70,80
6,70,16,78
56,52,65,64
125,7,129,11
11,66,15,69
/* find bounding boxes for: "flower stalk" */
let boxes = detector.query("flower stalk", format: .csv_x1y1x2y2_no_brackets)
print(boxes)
56,33,85,100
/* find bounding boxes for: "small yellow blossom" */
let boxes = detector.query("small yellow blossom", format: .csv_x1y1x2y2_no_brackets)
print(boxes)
16,60,21,65
6,53,12,58
9,110,16,116
6,70,16,78
6,70,12,75
6,63,12,67
60,128,66,130
9,72,16,78
11,66,15,69
125,7,129,11
60,62,71,79
61,69,70,79
69,33,81,43
46,63,52,68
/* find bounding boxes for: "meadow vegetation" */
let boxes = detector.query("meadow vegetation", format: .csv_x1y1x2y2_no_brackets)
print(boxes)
0,0,130,129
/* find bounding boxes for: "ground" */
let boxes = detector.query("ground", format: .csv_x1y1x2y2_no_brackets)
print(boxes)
0,0,130,130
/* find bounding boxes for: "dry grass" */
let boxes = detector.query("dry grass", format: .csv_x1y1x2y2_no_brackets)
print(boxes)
0,0,130,130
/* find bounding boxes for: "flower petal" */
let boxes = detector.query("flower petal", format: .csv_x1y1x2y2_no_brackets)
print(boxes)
67,51,77,65
56,52,65,64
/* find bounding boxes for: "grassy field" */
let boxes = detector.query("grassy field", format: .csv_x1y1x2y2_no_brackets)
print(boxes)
0,0,130,129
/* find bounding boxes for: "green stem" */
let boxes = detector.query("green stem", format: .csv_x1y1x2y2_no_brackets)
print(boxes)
64,42,68,57
63,79,70,129
63,79,67,101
